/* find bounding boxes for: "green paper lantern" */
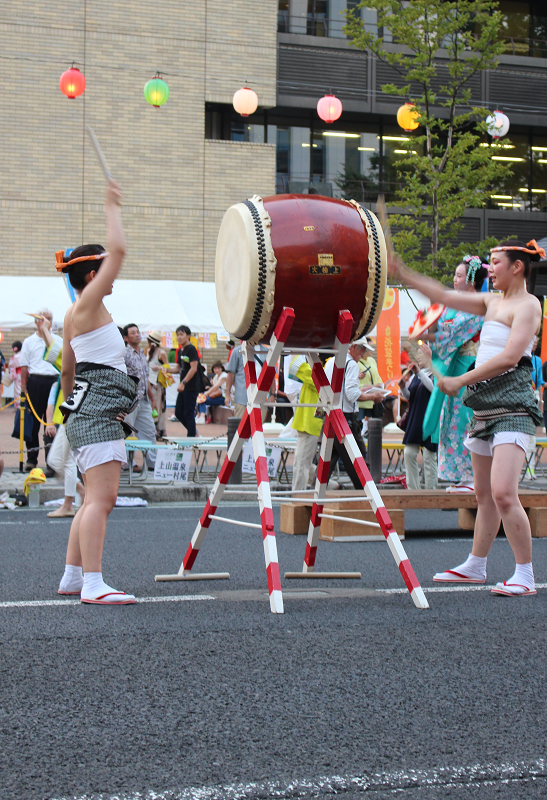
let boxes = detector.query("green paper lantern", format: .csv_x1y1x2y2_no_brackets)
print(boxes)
144,75,169,108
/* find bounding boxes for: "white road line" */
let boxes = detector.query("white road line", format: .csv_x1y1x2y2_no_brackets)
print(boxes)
53,757,547,799
0,594,214,609
380,582,547,594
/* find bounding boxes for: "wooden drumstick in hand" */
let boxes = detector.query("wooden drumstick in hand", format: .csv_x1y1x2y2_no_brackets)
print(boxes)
86,125,113,180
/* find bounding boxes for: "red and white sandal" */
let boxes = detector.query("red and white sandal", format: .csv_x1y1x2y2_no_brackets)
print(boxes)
81,591,136,605
433,570,485,583
491,582,537,597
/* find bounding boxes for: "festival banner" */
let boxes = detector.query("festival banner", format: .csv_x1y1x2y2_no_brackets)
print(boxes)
376,287,401,395
541,297,547,365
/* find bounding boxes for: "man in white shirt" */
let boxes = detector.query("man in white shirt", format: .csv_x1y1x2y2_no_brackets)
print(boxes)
19,309,63,472
324,337,385,489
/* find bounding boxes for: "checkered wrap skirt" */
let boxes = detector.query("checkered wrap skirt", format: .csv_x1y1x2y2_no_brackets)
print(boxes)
462,364,542,439
65,368,138,450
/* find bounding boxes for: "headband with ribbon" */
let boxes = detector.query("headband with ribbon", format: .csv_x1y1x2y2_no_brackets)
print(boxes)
55,249,108,273
462,255,482,285
490,239,546,260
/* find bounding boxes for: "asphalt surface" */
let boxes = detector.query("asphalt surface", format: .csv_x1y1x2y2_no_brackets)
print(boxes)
1,503,547,800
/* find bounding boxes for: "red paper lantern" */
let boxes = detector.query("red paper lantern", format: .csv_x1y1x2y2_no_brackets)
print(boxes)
317,94,342,123
0,332,3,344
59,67,86,99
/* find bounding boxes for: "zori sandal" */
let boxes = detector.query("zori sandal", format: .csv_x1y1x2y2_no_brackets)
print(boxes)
433,570,485,583
81,591,136,605
491,582,537,597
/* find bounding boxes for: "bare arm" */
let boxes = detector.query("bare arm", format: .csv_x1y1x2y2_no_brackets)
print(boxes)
61,313,76,400
20,366,28,394
389,254,488,317
225,372,234,405
74,179,126,317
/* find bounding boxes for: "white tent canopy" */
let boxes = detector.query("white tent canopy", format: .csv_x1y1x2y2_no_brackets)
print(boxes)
0,277,429,339
0,277,229,336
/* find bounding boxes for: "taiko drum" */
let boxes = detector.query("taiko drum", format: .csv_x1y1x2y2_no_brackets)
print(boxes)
215,194,387,349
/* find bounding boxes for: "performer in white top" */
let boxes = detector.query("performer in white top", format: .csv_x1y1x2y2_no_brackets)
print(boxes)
56,179,137,605
389,239,544,597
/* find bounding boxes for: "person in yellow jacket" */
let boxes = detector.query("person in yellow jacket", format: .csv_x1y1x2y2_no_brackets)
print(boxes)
290,355,322,491
39,316,84,519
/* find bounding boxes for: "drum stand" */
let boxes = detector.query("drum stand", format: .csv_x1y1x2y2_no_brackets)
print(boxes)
155,307,429,613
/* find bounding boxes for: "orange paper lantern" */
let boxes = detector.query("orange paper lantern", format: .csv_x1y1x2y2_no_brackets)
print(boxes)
397,103,419,132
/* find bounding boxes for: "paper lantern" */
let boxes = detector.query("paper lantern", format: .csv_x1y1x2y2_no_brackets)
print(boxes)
0,332,3,344
486,110,510,139
144,75,169,108
397,102,419,132
233,87,258,117
59,67,86,99
317,94,342,123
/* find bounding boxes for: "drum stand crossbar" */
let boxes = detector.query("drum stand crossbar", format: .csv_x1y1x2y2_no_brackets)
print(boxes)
155,308,429,613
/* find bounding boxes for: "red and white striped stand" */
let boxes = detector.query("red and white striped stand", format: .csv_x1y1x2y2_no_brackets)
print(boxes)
284,310,429,610
155,306,428,613
155,308,295,613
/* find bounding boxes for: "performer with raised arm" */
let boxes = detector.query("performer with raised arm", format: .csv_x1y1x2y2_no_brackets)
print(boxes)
389,240,544,597
56,178,138,604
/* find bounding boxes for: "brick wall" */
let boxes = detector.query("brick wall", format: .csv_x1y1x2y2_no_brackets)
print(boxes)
0,1,277,282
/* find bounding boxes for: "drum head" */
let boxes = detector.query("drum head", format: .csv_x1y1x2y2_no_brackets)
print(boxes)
215,197,276,343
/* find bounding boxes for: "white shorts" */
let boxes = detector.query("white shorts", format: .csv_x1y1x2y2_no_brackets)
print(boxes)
73,440,127,474
464,432,531,457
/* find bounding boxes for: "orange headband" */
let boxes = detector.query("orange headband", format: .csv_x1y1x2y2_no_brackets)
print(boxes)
55,249,108,273
490,239,546,260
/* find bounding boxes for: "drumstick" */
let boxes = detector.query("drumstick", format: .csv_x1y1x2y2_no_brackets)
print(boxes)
86,125,113,180
25,312,44,320
376,195,394,254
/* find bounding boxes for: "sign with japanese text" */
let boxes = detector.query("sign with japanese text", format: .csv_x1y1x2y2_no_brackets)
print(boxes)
154,447,192,482
376,287,401,396
241,440,281,478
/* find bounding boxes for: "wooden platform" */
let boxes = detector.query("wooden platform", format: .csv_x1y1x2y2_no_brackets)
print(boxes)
279,489,547,539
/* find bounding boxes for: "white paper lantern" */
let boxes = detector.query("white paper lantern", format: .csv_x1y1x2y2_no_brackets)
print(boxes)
233,87,258,117
486,110,510,139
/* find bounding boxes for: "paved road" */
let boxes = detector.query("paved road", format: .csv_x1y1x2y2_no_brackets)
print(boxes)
1,504,547,800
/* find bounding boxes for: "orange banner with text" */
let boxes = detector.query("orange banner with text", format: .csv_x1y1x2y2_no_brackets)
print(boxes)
376,287,402,395
541,297,547,365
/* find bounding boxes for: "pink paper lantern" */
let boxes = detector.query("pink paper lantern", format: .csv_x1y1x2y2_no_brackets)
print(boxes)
317,94,342,123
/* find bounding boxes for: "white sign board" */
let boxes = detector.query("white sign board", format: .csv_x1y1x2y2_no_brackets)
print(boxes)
154,447,192,482
241,440,281,478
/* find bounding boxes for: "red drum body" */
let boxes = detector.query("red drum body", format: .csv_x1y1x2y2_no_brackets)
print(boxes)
215,194,387,348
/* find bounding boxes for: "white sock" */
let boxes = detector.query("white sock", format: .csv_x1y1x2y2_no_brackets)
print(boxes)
499,562,535,594
58,564,83,593
435,553,487,580
81,572,133,602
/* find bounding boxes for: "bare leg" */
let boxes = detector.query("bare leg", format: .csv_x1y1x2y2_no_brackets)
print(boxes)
471,451,501,558
490,443,531,564
77,461,120,572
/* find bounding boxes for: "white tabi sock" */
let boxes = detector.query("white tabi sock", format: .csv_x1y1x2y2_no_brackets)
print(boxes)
81,572,135,603
434,552,487,581
498,562,535,594
58,564,83,594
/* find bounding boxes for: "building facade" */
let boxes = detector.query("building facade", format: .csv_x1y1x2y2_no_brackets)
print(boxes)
2,0,547,282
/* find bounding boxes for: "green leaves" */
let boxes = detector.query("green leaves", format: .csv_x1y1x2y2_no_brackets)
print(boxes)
345,0,510,276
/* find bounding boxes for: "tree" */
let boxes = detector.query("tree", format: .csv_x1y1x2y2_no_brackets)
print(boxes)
345,0,512,276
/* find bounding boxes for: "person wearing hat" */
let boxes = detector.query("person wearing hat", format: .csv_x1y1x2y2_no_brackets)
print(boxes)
123,323,158,469
19,308,62,473
147,331,169,439
357,337,384,422
324,337,386,489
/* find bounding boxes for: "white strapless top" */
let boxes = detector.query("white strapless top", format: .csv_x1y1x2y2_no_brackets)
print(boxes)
475,320,534,369
70,321,127,373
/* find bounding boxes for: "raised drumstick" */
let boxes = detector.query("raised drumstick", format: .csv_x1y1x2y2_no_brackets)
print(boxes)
376,194,393,254
86,125,113,180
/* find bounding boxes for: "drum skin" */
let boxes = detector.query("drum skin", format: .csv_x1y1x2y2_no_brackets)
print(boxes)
215,193,387,349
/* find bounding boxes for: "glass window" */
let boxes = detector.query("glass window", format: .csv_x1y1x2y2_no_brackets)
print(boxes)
486,134,530,211
231,121,265,143
278,0,289,33
381,126,418,201
531,135,547,211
